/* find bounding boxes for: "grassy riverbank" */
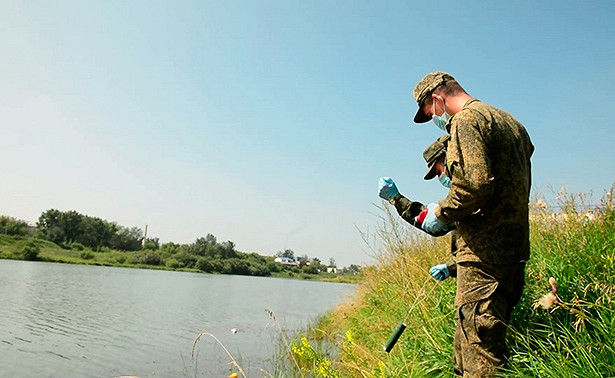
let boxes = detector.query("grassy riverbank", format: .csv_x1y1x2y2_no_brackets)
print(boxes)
278,187,615,377
0,236,362,284
0,234,184,270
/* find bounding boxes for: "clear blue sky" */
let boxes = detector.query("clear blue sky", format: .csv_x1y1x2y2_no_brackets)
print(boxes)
1,1,613,267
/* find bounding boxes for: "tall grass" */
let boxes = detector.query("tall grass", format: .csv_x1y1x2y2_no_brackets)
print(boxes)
505,186,615,377
282,185,615,377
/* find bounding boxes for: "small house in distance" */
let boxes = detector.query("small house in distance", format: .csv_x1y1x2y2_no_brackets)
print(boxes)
274,257,299,267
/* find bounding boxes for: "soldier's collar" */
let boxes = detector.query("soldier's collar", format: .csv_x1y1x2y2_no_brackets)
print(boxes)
462,98,480,108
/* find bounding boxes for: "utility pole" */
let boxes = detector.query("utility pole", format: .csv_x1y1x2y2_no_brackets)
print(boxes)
142,224,148,246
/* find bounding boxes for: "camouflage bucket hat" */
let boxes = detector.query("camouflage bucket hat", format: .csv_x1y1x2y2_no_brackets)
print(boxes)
423,134,450,180
413,71,455,123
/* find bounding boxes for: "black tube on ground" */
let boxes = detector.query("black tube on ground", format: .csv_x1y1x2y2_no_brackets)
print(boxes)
383,322,406,353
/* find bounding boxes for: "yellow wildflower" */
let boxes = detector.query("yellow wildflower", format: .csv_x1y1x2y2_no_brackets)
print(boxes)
345,329,353,343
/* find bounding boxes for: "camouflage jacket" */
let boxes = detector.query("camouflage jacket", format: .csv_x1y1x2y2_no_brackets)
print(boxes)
393,195,457,277
435,99,534,264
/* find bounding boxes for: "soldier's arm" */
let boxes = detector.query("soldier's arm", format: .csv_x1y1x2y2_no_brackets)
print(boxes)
436,110,494,224
390,194,425,225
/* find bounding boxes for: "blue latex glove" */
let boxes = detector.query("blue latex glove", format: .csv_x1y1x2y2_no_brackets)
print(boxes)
421,202,451,234
429,264,450,281
378,177,400,201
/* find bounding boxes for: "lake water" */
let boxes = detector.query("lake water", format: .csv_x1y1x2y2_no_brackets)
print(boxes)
0,260,356,377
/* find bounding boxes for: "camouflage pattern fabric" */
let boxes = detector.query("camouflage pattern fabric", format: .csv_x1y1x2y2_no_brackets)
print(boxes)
392,195,425,226
435,99,534,265
423,134,451,180
431,99,533,376
413,71,456,123
453,262,525,377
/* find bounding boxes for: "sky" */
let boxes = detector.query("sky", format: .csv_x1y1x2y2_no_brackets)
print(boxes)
1,1,614,267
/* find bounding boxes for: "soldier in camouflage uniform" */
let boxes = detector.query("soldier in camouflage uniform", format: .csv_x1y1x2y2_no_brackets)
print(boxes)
381,135,458,279
421,135,458,280
412,72,534,377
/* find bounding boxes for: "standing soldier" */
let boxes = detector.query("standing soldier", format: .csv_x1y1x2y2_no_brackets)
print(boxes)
411,71,534,376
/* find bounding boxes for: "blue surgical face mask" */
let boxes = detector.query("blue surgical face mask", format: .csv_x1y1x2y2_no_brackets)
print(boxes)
438,173,451,188
431,98,451,132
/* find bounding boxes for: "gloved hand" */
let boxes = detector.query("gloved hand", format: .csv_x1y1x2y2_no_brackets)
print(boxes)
378,177,399,201
429,264,450,281
421,202,451,234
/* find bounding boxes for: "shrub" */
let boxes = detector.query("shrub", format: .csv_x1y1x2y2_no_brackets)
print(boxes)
114,253,127,264
79,250,94,260
174,251,197,268
266,261,282,273
221,260,233,274
249,264,270,276
141,252,162,266
195,257,213,272
229,259,250,275
21,242,40,261
165,258,180,269
71,242,85,251
125,254,138,265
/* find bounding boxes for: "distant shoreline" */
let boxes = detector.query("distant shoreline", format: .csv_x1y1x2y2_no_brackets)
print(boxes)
0,234,362,284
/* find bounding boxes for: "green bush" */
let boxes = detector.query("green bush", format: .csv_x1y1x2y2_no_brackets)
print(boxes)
114,253,127,264
248,262,270,276
80,250,94,260
221,260,233,274
141,251,161,266
195,257,213,272
71,242,85,251
21,242,40,261
174,251,197,268
125,253,138,265
165,258,181,269
266,261,282,273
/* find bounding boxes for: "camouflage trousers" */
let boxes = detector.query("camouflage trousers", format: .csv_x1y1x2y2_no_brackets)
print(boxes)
453,261,526,377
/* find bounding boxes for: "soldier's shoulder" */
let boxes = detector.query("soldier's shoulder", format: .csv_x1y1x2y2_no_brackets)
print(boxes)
464,99,497,116
456,99,508,125
451,102,485,125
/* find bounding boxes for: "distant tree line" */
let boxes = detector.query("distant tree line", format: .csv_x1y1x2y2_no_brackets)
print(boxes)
36,209,143,251
0,216,30,236
0,210,361,277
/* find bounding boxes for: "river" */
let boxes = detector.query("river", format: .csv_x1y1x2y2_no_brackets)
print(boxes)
0,260,356,377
